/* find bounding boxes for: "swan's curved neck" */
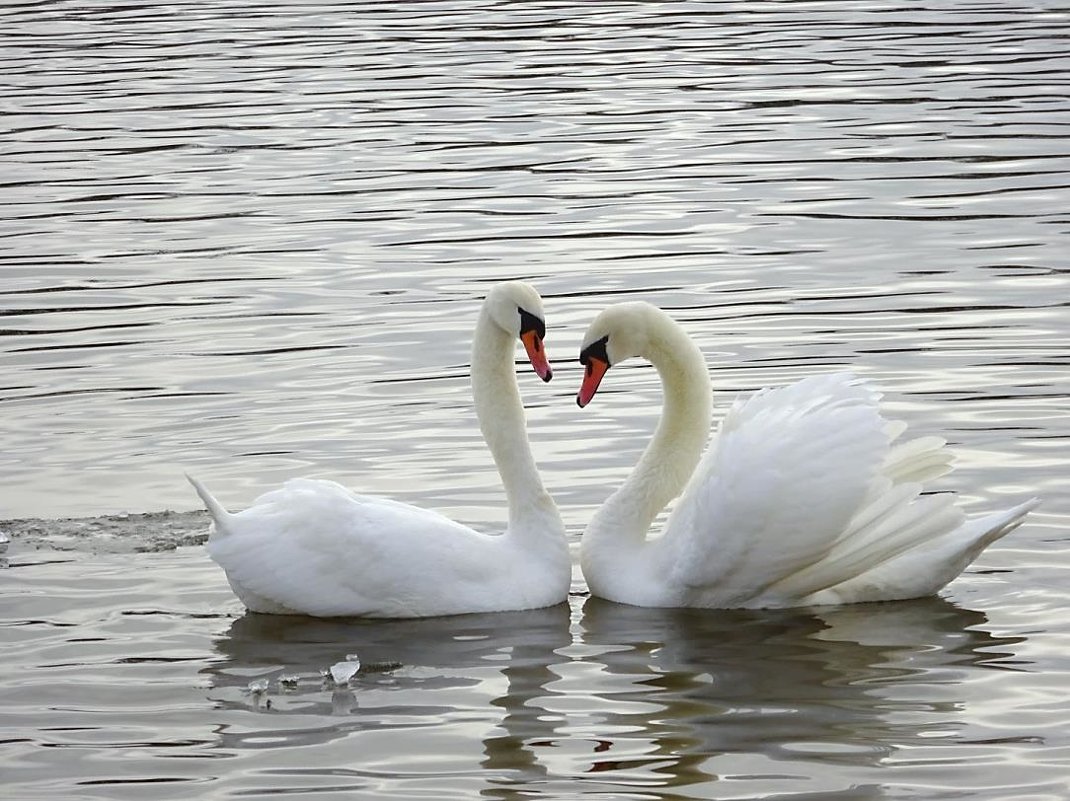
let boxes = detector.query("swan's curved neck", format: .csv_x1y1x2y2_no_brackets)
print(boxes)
587,312,712,549
471,307,559,536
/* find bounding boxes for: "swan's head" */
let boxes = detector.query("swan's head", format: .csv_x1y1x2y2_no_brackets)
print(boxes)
577,302,663,407
485,281,552,382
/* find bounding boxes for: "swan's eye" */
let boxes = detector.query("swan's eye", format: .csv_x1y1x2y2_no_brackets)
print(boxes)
518,308,545,341
579,335,610,371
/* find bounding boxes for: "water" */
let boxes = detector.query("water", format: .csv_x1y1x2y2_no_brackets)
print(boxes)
2,1,1068,798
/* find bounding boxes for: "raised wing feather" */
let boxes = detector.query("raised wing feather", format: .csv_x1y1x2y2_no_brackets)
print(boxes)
663,373,890,607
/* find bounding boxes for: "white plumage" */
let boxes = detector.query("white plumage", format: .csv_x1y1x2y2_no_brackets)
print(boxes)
576,302,1038,609
188,282,569,618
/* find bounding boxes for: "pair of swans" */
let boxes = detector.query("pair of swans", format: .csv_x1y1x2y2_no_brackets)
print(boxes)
189,282,1037,617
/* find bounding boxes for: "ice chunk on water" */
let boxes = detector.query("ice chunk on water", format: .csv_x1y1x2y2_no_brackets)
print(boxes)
278,674,300,690
328,660,360,685
245,678,269,695
321,653,361,686
0,532,10,554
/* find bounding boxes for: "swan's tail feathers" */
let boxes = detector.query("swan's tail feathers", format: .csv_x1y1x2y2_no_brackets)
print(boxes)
959,496,1040,555
801,497,1040,605
186,473,233,538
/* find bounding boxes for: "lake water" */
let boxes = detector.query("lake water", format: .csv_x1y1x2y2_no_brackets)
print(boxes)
2,1,1068,798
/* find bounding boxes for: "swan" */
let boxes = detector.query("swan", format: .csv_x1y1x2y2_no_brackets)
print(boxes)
575,301,1039,609
187,281,569,618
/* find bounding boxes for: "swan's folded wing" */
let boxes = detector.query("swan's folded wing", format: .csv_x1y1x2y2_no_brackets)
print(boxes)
664,373,890,608
207,478,489,617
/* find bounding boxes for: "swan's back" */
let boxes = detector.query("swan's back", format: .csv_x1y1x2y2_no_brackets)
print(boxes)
202,478,565,617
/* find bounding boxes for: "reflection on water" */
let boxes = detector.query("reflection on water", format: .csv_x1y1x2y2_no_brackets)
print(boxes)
562,598,1028,798
197,593,1043,799
1,548,1068,799
2,1,1069,799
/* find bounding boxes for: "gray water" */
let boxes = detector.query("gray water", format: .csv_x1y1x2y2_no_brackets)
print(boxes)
2,1,1069,798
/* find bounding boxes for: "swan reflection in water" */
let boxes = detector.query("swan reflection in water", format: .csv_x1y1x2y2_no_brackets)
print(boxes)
204,602,573,756
203,596,1022,797
569,596,1024,798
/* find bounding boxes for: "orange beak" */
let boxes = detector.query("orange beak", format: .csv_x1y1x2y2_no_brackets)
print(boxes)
577,358,609,408
521,330,552,382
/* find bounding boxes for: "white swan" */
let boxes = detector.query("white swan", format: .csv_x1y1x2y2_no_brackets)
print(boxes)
188,281,569,618
575,301,1039,609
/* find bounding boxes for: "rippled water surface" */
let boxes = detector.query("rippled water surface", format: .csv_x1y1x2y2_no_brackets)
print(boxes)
2,1,1068,799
